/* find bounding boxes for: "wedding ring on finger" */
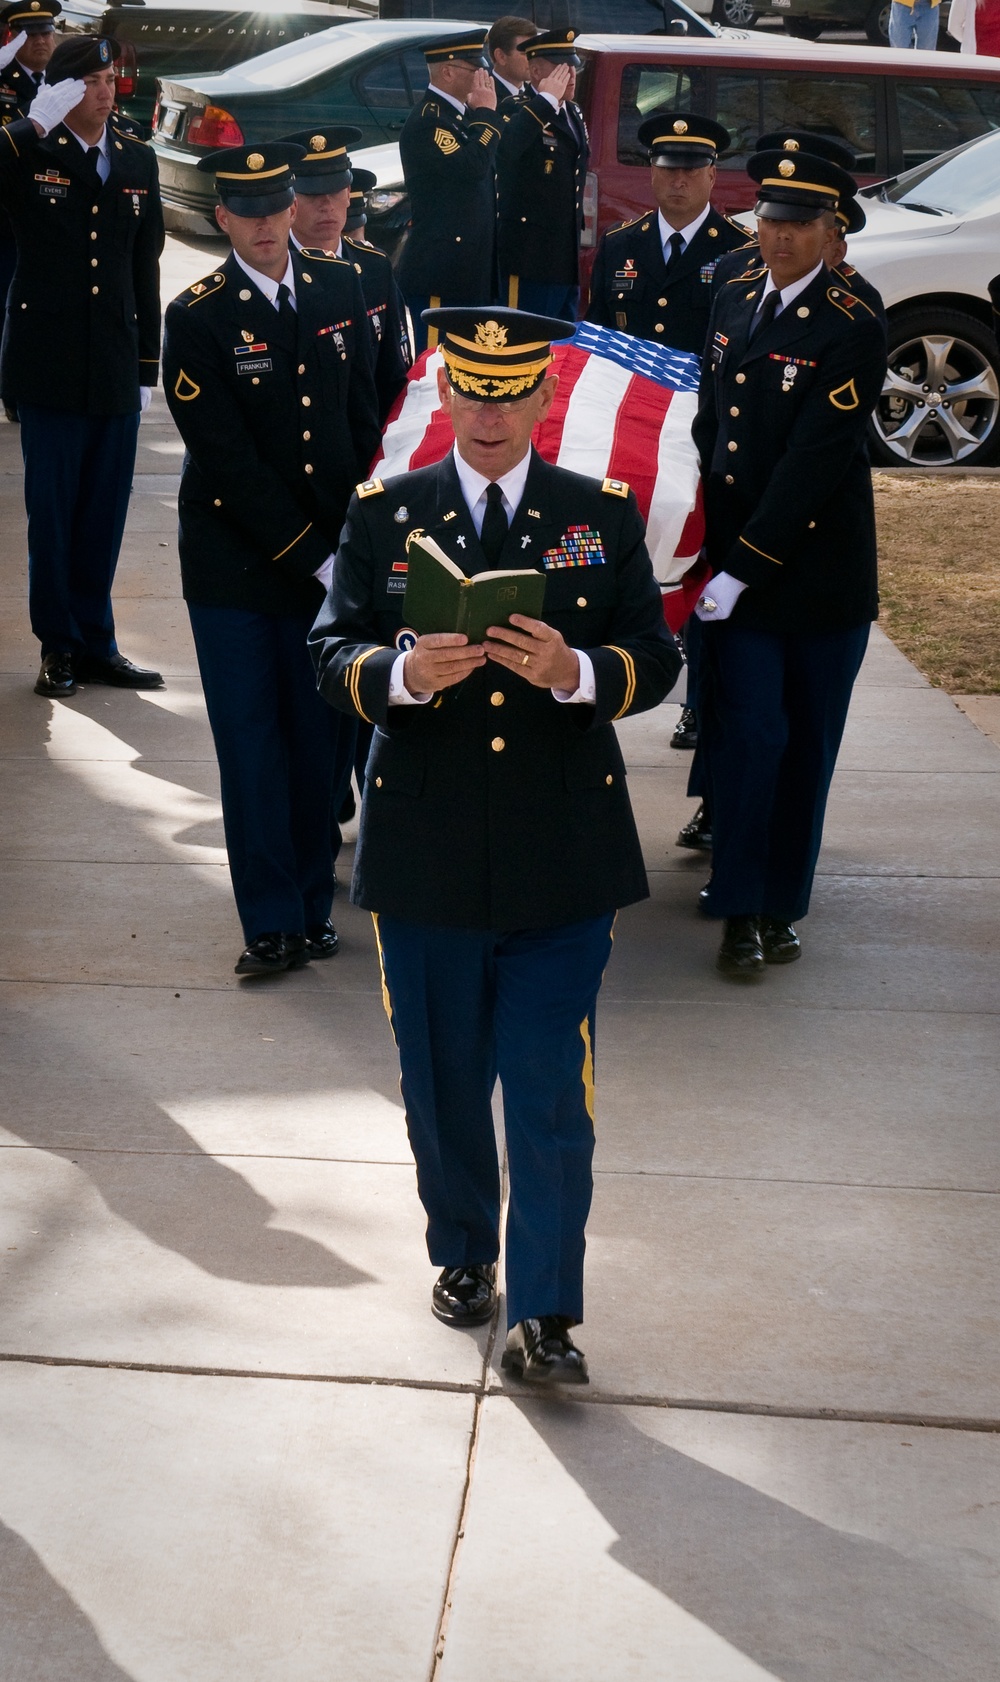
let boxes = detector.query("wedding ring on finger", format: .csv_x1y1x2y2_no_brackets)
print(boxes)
521,653,531,667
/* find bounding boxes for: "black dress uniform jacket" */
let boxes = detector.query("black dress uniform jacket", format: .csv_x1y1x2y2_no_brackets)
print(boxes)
162,247,381,618
342,233,412,422
711,242,887,324
396,93,501,302
586,205,746,352
0,115,163,413
309,451,681,930
693,261,887,637
497,92,589,288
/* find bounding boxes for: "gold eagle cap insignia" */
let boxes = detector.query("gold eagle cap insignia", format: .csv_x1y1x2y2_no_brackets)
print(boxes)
434,127,460,155
778,159,795,177
673,119,688,134
475,320,508,351
309,135,327,151
246,152,265,172
783,139,800,151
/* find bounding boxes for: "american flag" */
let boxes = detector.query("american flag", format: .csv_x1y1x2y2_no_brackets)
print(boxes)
374,323,708,628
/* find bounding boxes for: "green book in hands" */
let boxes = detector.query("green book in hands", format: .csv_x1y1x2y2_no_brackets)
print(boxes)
403,532,546,644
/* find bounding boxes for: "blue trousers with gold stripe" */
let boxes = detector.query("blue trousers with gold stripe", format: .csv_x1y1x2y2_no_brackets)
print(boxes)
374,913,615,1328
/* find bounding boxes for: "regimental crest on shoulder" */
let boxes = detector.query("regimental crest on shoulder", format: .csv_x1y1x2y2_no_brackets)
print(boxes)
434,127,459,155
475,319,508,351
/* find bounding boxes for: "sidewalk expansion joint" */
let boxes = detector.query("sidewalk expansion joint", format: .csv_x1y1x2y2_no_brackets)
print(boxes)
481,1386,1000,1432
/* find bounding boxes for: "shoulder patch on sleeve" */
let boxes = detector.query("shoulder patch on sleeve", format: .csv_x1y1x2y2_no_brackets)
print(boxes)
356,477,384,499
827,285,876,321
184,272,226,306
602,477,630,499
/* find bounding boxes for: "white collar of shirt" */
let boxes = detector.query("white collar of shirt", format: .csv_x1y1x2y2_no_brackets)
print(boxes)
289,233,343,259
70,124,108,158
15,60,43,82
494,72,521,98
452,445,532,536
657,203,711,257
760,258,825,315
234,249,296,309
429,83,465,117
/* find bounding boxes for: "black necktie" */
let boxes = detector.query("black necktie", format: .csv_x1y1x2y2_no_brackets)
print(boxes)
276,281,296,332
85,145,102,189
480,482,508,568
749,289,780,340
664,231,684,271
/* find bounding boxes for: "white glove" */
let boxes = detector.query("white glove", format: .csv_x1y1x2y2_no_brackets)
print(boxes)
0,31,27,72
314,553,335,589
139,386,152,414
28,78,86,136
695,570,748,623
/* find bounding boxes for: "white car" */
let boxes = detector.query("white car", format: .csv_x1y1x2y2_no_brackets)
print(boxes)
847,129,1000,466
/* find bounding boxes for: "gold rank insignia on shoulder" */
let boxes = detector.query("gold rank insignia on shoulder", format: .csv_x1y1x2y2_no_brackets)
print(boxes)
602,478,629,498
434,127,460,155
357,478,384,498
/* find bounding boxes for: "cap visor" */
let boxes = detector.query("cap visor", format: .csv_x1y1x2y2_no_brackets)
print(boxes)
221,188,295,218
294,172,351,196
755,198,828,222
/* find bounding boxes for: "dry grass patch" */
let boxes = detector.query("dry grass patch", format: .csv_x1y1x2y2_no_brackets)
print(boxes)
873,475,1000,694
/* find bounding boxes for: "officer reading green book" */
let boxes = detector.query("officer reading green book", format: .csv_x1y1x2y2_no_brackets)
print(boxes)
403,532,546,644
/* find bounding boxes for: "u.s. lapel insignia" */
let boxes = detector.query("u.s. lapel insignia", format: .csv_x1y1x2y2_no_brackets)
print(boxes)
527,508,541,519
442,510,457,522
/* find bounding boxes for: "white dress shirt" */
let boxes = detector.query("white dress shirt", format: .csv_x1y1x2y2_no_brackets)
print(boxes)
390,446,596,705
70,122,109,183
657,203,711,258
756,258,825,316
494,72,522,100
233,249,296,309
428,83,465,117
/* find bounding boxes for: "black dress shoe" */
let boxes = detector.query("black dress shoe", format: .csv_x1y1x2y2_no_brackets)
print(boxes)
698,881,711,913
670,706,698,750
760,917,801,964
716,916,764,979
305,920,340,959
76,652,164,689
501,1316,589,1386
431,1264,497,1327
234,932,309,977
34,652,76,698
677,802,712,851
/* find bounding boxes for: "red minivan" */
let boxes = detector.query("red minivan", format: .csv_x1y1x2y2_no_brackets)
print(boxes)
574,33,1000,280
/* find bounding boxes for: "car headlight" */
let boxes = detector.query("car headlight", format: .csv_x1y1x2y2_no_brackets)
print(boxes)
367,190,405,213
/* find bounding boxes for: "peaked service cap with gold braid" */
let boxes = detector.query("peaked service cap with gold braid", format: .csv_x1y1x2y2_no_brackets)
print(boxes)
523,28,582,67
747,147,856,222
422,28,489,66
424,306,574,404
637,113,729,168
197,141,305,218
753,131,866,234
281,126,362,195
0,0,61,34
345,166,376,233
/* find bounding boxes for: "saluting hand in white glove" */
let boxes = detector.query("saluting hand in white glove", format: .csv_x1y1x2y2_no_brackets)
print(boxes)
0,31,27,72
28,78,86,136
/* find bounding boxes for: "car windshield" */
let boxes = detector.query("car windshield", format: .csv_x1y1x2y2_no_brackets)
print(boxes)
213,19,458,90
882,127,1000,216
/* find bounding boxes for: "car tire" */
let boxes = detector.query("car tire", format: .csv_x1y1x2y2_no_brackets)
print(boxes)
711,0,757,25
870,307,1000,467
781,15,824,37
864,0,891,42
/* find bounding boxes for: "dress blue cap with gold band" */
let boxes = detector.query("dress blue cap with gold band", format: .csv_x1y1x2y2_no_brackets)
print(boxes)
47,33,118,81
197,141,305,219
345,166,375,232
748,147,855,222
422,28,490,66
0,0,61,33
524,27,582,67
281,126,361,195
638,113,729,168
754,132,865,232
424,305,574,404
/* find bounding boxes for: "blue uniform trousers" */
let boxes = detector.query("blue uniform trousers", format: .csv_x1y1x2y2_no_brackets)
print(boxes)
188,603,342,944
503,278,579,322
701,621,870,921
374,912,615,1327
20,403,140,660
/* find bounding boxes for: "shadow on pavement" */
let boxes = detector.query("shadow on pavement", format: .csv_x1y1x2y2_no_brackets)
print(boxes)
519,1400,995,1682
0,1519,136,1681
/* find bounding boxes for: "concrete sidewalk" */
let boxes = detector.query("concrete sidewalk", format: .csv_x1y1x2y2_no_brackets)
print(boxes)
1,247,998,1680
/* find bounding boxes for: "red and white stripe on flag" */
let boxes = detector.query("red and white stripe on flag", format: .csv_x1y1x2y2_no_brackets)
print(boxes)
373,346,708,629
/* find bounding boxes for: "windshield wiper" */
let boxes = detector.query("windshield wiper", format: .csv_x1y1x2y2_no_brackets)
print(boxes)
902,201,947,215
